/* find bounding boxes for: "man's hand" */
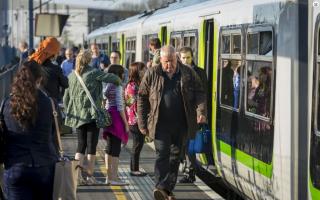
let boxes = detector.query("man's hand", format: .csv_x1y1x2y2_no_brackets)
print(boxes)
140,128,148,135
197,115,206,124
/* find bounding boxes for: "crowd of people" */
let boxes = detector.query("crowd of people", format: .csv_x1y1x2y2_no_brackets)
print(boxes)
0,37,207,200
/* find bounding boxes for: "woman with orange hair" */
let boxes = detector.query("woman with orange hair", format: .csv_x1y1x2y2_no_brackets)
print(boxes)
29,37,68,102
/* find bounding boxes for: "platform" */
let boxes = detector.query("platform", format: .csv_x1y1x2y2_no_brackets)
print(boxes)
61,133,225,200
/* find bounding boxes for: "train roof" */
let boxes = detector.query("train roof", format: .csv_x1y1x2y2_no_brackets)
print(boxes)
87,0,289,39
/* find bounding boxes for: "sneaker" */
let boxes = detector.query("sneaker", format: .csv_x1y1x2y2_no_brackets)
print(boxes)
153,188,168,200
167,192,176,200
130,171,147,177
179,175,196,183
108,179,129,186
86,176,103,185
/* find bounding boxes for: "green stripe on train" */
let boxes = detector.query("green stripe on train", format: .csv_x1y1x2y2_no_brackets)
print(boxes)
218,140,273,178
310,177,320,200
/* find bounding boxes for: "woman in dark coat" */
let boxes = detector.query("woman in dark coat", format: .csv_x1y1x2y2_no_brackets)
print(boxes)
2,60,58,200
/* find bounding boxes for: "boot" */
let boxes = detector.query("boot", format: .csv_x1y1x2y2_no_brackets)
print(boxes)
75,153,86,185
109,156,128,186
179,168,196,183
86,154,102,185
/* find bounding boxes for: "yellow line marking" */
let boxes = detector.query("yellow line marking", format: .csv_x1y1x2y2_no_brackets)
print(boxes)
97,150,128,200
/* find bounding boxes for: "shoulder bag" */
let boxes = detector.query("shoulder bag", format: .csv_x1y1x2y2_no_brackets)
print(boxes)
188,124,212,154
74,71,112,128
50,98,80,200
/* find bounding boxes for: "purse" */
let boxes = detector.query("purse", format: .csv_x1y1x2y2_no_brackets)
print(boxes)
188,124,212,154
75,71,112,128
50,98,80,200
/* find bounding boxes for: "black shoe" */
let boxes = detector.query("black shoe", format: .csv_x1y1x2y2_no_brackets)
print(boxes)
179,175,196,183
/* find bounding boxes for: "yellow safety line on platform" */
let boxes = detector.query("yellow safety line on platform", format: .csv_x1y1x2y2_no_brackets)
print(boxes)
97,151,128,200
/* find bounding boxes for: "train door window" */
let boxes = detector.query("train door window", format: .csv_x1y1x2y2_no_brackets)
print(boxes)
142,33,158,63
220,59,242,109
247,33,259,54
170,32,182,50
245,61,272,119
125,37,136,68
231,34,241,54
245,27,273,120
182,30,198,64
222,35,230,54
247,31,273,56
220,29,242,110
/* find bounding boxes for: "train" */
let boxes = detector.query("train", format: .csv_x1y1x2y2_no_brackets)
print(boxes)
87,0,315,199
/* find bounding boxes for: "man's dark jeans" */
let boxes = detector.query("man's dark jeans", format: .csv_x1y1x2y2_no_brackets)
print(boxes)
154,128,184,193
4,163,55,200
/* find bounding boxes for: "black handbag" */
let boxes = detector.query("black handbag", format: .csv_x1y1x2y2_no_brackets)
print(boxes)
0,98,8,164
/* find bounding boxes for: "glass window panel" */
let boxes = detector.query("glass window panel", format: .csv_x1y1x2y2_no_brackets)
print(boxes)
247,33,259,54
246,61,272,118
190,36,196,50
222,35,230,54
232,34,241,54
259,31,272,55
184,37,190,47
220,59,242,109
318,64,320,132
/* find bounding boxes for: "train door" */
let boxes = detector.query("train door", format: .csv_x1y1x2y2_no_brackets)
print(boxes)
217,25,275,197
197,19,215,165
310,13,320,200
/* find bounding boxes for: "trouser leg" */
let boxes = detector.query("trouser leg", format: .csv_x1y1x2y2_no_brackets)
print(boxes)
130,125,145,171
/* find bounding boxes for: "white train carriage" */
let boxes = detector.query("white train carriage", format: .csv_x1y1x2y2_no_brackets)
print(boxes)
88,0,311,199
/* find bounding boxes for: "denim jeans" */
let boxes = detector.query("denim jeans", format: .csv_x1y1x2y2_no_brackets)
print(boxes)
4,163,55,200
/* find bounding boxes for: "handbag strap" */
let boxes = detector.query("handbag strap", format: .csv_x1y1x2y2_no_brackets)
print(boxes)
74,71,99,112
49,98,63,157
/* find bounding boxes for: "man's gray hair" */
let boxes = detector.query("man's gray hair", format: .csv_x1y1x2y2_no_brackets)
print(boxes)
160,45,176,57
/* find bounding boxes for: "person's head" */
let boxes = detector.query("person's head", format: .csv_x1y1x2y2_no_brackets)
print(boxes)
65,48,74,60
107,64,124,80
19,41,28,52
149,38,161,52
10,60,45,129
28,48,35,56
90,44,99,56
249,75,259,88
179,47,194,66
75,50,92,75
29,37,61,64
129,62,146,84
110,51,121,65
59,47,66,56
160,45,177,75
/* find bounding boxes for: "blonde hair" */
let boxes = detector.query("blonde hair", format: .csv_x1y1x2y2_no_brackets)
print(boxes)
75,49,92,75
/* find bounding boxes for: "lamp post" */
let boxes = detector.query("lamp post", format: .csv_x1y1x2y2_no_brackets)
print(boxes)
28,0,33,48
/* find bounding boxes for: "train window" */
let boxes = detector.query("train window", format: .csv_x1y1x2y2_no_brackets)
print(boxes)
246,61,272,119
247,33,259,54
125,38,136,68
184,37,190,47
222,35,230,54
247,31,272,55
190,36,196,50
231,34,241,54
220,59,242,109
259,31,272,55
